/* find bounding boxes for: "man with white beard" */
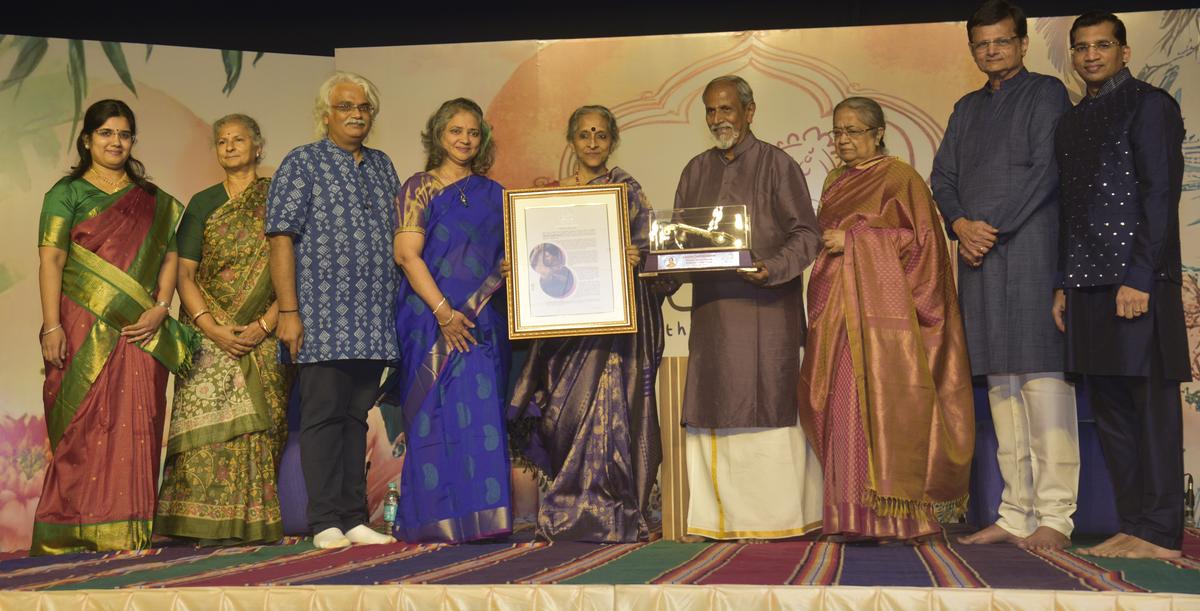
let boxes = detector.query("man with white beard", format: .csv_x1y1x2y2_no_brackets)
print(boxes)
668,75,824,541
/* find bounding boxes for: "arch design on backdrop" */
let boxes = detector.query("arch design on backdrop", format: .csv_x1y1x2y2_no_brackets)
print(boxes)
553,33,946,206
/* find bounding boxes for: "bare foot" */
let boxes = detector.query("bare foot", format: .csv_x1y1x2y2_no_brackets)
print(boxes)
679,534,706,543
957,523,1022,545
1076,533,1128,556
1101,535,1181,560
1019,526,1071,551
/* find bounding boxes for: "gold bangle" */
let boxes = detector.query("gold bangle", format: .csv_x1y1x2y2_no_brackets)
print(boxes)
431,297,448,317
258,318,271,334
192,310,212,323
437,310,455,327
40,324,63,337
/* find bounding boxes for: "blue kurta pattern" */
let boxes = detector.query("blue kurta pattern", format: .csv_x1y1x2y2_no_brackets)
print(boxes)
264,138,400,363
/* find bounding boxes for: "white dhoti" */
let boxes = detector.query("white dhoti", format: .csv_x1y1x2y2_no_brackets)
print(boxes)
685,423,823,539
987,372,1080,537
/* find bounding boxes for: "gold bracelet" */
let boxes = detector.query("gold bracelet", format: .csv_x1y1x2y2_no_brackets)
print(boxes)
40,324,63,336
437,310,455,327
431,297,448,317
192,310,212,323
258,318,271,334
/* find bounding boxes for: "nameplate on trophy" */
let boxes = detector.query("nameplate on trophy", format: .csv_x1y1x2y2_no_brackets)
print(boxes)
640,205,753,276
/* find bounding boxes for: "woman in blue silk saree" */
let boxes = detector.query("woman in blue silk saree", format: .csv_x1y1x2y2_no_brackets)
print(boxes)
384,98,512,543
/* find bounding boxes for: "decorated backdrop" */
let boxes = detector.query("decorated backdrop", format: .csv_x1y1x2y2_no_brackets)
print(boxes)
1,9,1197,551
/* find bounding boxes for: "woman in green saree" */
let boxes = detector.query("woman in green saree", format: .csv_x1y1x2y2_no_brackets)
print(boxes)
154,114,291,544
34,99,195,555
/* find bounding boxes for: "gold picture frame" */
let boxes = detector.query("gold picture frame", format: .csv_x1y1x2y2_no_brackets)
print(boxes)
503,183,637,340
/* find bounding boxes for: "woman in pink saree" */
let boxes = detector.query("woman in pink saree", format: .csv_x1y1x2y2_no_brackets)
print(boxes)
33,99,195,554
797,97,974,541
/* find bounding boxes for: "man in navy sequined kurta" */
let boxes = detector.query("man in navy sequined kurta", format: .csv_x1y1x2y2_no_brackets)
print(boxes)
932,1,1079,551
1052,12,1191,559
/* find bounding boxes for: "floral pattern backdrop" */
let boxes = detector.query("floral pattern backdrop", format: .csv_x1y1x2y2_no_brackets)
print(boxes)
0,9,1196,551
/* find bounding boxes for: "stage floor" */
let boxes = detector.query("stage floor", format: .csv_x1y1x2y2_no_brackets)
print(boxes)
2,526,1198,609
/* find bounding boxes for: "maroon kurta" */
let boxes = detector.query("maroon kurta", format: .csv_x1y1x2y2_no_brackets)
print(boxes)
674,132,820,428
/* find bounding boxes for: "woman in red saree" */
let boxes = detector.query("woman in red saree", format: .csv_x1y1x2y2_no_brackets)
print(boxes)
34,99,195,554
797,97,974,541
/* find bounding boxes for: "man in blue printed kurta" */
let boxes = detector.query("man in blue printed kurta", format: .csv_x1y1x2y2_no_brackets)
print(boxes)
1053,12,1190,560
266,72,400,549
931,0,1078,550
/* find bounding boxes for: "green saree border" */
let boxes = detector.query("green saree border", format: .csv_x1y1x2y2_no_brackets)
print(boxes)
30,518,153,556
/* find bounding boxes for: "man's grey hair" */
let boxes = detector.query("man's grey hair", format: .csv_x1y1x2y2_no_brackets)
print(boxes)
704,75,755,109
314,71,381,137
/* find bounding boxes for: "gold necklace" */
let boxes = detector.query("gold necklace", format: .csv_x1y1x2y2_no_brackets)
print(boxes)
224,175,258,199
88,168,129,191
573,167,606,185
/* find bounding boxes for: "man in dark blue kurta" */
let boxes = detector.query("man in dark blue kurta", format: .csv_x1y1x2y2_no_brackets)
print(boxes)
1053,12,1190,560
932,1,1078,550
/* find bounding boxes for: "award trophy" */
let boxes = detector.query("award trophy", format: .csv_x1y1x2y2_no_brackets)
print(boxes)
640,205,753,276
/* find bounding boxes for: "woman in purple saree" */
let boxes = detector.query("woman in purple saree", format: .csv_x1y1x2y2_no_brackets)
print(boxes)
508,105,665,542
386,98,512,543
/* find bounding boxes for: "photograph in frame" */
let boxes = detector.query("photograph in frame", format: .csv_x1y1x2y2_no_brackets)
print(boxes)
503,183,637,339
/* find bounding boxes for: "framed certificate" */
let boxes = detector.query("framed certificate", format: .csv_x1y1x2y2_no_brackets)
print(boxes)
503,183,637,340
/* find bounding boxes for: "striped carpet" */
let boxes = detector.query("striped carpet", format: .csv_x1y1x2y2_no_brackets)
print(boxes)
2,528,1198,593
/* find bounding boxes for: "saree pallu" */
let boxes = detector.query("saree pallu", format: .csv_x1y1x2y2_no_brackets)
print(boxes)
33,183,196,555
385,175,512,543
156,178,291,544
507,169,665,542
797,157,974,539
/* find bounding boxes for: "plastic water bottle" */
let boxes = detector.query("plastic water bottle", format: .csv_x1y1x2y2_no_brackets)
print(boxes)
383,482,399,531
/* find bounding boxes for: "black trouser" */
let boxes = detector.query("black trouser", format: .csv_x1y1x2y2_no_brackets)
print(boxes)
1086,357,1184,550
297,360,386,533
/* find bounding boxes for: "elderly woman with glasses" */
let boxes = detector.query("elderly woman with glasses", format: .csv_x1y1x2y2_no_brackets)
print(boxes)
155,114,293,545
32,99,195,554
797,96,974,542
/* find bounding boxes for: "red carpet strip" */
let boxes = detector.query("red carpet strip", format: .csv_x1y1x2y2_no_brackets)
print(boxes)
788,540,842,585
913,533,987,588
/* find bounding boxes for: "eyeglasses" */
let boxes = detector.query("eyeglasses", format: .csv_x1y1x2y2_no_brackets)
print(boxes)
1070,40,1121,54
93,128,134,141
331,102,374,115
831,127,877,139
969,35,1020,53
